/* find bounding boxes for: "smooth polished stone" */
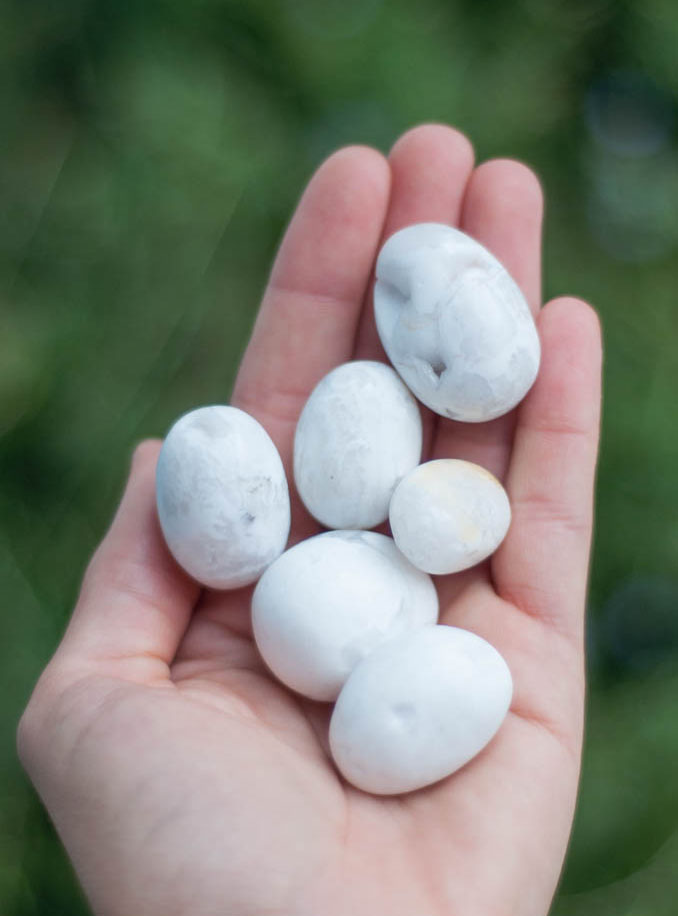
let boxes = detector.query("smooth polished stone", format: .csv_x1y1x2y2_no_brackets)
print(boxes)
252,530,438,702
330,625,513,795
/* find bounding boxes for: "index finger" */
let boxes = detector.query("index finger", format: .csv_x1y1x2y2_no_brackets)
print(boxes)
232,146,391,467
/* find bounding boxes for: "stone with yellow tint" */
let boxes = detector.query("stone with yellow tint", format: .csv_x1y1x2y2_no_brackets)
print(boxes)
388,459,511,575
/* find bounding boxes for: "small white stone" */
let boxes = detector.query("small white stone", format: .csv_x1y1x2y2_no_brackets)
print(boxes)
293,361,422,529
329,625,512,795
156,405,290,589
389,459,511,575
374,222,540,422
251,530,438,702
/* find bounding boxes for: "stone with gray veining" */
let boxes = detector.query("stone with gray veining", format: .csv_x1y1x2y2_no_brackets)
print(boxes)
156,405,290,589
294,361,422,529
374,223,540,422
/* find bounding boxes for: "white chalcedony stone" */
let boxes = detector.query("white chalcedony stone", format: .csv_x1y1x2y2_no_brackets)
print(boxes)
251,530,438,701
389,459,511,575
294,361,422,529
374,223,541,422
330,625,512,795
156,406,290,589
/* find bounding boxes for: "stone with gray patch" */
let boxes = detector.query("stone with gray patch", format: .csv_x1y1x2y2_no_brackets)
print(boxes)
156,405,290,589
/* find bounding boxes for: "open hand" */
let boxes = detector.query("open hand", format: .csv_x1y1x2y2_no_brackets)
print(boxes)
19,124,602,916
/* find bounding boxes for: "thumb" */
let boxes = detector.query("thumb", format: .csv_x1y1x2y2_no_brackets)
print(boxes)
58,440,200,682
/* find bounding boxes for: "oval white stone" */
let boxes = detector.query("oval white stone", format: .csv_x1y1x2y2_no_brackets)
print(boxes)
251,530,438,701
389,459,511,575
374,223,541,422
156,405,290,589
293,361,422,529
330,625,512,795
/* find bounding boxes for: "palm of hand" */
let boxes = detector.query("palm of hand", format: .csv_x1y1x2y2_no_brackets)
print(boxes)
20,126,601,916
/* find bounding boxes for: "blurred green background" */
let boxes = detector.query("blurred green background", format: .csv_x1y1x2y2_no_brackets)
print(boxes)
2,0,678,912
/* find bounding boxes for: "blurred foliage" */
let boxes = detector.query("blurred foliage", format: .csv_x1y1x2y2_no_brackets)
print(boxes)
1,0,678,912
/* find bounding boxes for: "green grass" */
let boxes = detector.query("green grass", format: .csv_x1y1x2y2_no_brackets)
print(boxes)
2,0,678,912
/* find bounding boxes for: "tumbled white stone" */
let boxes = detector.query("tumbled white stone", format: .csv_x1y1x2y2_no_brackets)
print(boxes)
389,459,511,575
251,530,438,702
330,625,512,795
374,223,541,422
293,361,422,529
156,405,290,589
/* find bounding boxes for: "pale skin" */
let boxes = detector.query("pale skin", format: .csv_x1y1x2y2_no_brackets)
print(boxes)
18,124,602,916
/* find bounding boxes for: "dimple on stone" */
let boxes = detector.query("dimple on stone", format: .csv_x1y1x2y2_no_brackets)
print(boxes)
391,702,417,731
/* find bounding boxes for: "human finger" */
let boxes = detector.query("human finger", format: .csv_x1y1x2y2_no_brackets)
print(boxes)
492,296,603,643
432,159,544,479
58,441,199,678
232,145,391,469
